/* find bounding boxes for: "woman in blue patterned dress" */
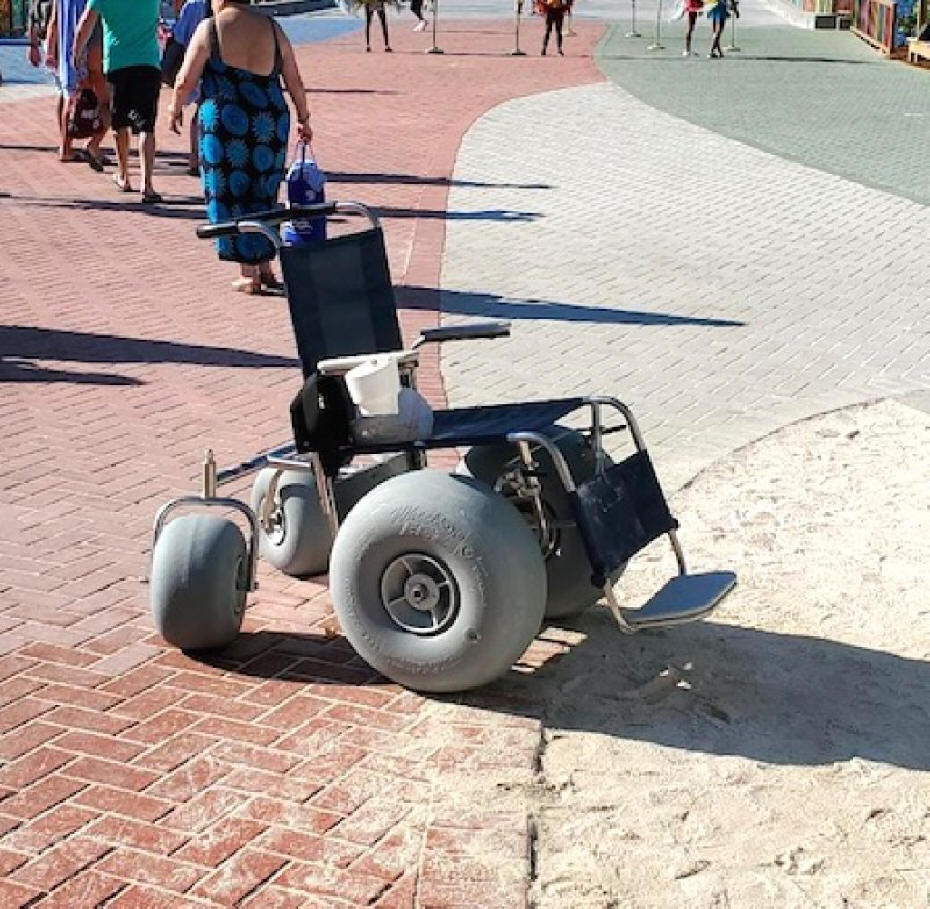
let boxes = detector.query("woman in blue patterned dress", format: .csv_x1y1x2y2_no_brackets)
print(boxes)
169,0,313,293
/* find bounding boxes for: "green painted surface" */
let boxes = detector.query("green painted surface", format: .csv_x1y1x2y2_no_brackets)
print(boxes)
597,24,930,205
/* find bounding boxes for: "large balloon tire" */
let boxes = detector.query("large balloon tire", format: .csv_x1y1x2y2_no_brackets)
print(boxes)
251,468,333,577
150,514,248,651
329,470,547,693
463,427,623,619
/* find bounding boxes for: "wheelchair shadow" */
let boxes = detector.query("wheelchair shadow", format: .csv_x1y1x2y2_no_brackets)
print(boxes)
399,285,745,328
188,628,388,687
0,325,299,384
0,358,142,386
206,610,928,771
375,206,542,223
466,610,930,771
326,170,552,191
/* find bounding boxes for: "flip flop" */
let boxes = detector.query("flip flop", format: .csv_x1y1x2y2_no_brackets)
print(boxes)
231,277,261,295
113,175,133,193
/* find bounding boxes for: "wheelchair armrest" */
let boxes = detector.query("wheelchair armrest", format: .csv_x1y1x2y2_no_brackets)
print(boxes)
317,350,420,377
415,321,511,347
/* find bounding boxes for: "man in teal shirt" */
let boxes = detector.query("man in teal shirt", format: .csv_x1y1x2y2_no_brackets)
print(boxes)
74,0,162,202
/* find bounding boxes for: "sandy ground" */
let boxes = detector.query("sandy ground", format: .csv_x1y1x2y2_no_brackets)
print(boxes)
522,399,930,908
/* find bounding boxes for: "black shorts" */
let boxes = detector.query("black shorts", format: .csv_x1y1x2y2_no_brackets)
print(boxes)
107,65,161,134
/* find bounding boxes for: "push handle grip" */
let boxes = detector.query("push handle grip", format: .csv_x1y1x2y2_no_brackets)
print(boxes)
195,202,339,240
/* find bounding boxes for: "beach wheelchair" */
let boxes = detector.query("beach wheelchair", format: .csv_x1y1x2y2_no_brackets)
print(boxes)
149,202,736,693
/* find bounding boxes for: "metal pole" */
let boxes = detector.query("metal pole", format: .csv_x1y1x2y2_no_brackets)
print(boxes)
726,1,741,51
647,0,664,48
512,0,526,54
626,0,642,37
427,0,444,53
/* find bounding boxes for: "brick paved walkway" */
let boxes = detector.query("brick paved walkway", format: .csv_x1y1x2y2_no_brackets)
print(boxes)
0,22,603,907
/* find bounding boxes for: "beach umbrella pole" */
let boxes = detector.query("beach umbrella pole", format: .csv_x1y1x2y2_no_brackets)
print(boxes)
512,0,526,54
647,0,664,48
626,0,642,37
727,3,741,51
427,0,444,53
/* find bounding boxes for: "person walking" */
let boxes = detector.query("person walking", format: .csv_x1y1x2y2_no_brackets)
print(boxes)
409,0,427,32
73,0,163,202
362,0,391,52
170,0,209,174
46,0,110,168
168,0,312,293
683,0,703,56
538,0,570,55
706,0,728,57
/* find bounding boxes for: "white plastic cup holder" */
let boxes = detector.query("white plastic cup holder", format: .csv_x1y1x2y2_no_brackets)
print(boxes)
345,354,401,416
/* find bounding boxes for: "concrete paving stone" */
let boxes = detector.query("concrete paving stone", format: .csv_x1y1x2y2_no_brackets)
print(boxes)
441,71,930,488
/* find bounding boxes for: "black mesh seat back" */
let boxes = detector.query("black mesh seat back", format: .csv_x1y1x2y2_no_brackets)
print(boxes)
280,228,403,377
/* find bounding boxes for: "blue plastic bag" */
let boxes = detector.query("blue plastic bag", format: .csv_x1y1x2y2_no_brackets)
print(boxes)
282,142,327,246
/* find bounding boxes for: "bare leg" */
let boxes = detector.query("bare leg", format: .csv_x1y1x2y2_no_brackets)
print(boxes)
188,107,199,172
140,131,156,196
59,94,73,160
86,87,110,162
378,7,391,50
233,264,261,293
114,127,131,189
685,11,696,54
711,19,724,55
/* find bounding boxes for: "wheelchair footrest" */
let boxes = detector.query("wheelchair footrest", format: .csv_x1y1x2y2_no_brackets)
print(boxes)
622,571,736,629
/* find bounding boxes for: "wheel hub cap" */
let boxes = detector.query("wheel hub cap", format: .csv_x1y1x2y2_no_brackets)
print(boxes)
381,553,458,635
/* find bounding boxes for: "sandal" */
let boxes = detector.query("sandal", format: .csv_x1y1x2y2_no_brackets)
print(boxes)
260,273,285,291
232,277,261,295
86,150,111,172
113,174,133,193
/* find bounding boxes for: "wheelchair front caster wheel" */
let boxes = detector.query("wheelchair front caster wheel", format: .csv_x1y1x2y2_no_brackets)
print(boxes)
251,468,333,577
329,470,547,693
150,514,248,651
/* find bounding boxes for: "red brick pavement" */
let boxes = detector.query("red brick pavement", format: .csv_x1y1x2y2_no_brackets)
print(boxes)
0,21,602,907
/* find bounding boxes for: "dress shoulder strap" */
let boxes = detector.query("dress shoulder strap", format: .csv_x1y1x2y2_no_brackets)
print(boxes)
209,17,221,61
269,18,283,76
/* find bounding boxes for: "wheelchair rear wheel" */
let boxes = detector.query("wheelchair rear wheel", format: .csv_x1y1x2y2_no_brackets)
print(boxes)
329,470,546,692
251,468,333,577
